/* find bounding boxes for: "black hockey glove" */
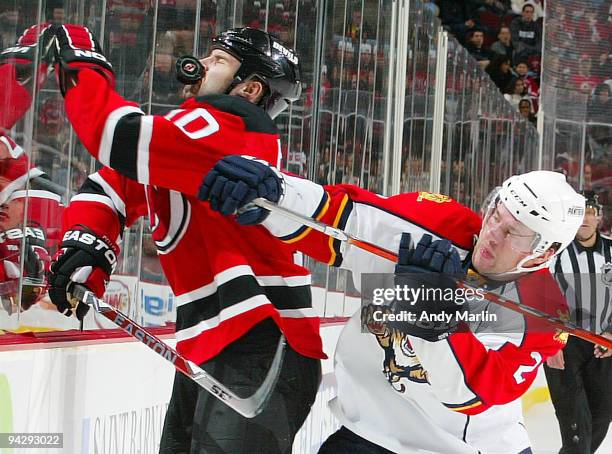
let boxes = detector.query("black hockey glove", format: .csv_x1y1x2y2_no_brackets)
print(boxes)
389,233,467,342
50,24,114,95
0,237,50,313
395,233,464,275
0,24,55,128
48,226,118,321
0,23,54,84
199,155,284,225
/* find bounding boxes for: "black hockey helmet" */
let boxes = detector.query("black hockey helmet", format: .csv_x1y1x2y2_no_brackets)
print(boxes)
210,27,302,119
580,190,603,216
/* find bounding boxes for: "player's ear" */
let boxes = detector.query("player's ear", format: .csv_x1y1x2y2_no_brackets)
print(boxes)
523,247,557,268
233,79,265,104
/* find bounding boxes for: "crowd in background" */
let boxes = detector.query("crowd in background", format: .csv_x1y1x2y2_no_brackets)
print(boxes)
0,0,610,285
436,0,544,121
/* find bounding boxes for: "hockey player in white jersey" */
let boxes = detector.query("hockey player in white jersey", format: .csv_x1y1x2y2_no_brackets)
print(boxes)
198,157,585,454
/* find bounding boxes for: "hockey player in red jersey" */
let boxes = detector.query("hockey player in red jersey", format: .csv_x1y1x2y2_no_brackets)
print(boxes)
0,23,53,132
0,189,63,314
0,25,63,314
46,25,323,453
0,23,53,201
199,157,586,454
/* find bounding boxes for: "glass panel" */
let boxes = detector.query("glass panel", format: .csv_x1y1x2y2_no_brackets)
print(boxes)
0,0,549,340
442,31,540,212
0,6,65,329
302,0,391,316
541,1,612,233
400,1,438,194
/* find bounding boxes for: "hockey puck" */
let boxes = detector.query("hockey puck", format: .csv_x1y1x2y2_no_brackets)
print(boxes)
176,55,205,85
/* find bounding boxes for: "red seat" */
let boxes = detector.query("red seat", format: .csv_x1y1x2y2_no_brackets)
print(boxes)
477,10,503,47
478,10,503,31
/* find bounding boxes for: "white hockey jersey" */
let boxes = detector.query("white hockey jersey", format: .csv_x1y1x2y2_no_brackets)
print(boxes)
259,176,568,453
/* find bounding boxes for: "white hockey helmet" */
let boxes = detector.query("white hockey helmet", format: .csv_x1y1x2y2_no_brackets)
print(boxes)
483,171,585,272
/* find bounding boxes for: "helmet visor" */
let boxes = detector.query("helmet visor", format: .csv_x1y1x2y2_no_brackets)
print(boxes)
481,200,540,253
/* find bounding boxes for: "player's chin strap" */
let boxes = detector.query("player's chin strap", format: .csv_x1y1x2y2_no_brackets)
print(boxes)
70,284,286,418
478,249,554,282
250,198,612,351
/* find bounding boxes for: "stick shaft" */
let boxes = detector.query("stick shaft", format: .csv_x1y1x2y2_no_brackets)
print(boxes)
73,285,285,417
254,198,612,349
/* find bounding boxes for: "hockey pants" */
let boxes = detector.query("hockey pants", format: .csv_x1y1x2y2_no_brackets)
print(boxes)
159,317,321,454
319,426,534,453
544,336,612,454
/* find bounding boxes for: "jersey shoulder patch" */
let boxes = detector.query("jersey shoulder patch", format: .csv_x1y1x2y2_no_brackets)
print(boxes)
196,94,278,135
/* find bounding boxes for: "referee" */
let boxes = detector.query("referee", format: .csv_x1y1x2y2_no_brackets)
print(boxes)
545,190,612,454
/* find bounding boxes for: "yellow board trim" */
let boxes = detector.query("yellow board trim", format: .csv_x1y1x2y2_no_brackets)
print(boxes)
5,326,60,333
521,386,550,415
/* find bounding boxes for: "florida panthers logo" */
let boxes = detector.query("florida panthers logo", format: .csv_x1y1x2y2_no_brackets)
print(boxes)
416,192,452,204
368,323,429,392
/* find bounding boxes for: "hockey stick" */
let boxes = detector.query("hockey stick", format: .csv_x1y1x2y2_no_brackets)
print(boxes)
71,284,286,418
252,198,612,351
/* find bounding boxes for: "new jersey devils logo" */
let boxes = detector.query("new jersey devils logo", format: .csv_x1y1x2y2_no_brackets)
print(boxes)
176,55,205,85
184,62,196,74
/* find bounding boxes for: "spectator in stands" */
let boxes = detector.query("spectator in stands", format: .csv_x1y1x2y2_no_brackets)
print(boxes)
527,54,541,78
471,0,508,16
510,3,542,62
583,163,593,191
316,147,332,184
518,98,536,124
346,8,373,41
465,29,493,68
514,60,539,98
594,52,612,81
0,5,21,49
575,6,610,52
423,0,440,17
503,77,527,109
511,0,543,19
587,83,612,123
491,25,514,60
436,1,476,44
571,54,601,95
486,54,514,91
46,1,65,23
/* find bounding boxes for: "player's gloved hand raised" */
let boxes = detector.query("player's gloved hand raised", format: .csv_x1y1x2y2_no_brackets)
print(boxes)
389,233,467,342
199,155,284,225
20,241,52,311
395,233,465,275
0,24,55,129
0,238,50,313
0,23,54,84
50,24,114,95
48,226,118,321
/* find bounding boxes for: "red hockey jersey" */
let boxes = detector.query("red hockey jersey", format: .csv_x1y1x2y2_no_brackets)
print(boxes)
0,132,45,204
62,71,325,364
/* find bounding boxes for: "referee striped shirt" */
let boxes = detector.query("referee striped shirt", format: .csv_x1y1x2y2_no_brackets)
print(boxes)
551,233,612,333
